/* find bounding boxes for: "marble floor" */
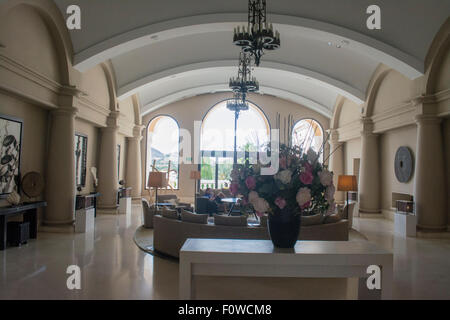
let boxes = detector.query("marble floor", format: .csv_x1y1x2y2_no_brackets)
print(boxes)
0,204,449,300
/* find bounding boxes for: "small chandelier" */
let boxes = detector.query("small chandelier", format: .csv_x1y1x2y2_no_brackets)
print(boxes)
233,0,280,66
229,51,259,103
227,93,249,113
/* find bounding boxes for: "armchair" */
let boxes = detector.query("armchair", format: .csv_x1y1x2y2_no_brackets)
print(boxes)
142,198,156,228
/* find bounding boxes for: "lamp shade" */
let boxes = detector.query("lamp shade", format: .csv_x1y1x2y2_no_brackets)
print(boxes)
147,172,168,188
337,175,358,192
190,171,201,180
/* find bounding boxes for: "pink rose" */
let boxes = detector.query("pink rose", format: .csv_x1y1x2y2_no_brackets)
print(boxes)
301,201,311,210
245,176,257,190
256,211,264,217
300,171,313,185
230,182,239,195
275,197,287,210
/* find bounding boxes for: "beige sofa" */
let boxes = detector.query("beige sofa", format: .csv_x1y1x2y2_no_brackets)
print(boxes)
153,215,349,258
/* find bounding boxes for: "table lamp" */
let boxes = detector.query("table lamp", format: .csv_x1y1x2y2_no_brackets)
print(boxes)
337,175,358,218
147,172,168,211
190,170,201,210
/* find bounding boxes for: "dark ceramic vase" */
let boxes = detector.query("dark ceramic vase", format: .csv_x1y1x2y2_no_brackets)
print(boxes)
268,210,301,248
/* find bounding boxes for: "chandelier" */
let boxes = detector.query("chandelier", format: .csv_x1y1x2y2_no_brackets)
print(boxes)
233,0,280,66
229,51,259,104
227,93,249,113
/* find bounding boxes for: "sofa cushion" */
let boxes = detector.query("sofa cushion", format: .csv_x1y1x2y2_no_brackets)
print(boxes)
301,214,324,226
158,194,178,203
323,207,345,223
181,210,208,224
214,214,247,226
324,214,342,224
161,207,178,220
142,198,154,228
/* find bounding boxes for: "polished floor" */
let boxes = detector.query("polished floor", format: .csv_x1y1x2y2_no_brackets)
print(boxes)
0,204,449,299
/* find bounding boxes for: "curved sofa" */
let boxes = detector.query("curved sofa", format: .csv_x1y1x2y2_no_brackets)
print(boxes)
153,215,349,258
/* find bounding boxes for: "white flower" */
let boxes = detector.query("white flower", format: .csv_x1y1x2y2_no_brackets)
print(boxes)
275,169,292,185
318,170,333,187
326,201,336,216
296,187,311,206
307,148,317,163
253,197,270,213
325,185,336,202
248,191,259,205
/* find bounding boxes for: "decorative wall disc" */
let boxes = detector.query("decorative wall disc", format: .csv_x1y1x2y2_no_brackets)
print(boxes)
394,147,414,183
21,171,45,198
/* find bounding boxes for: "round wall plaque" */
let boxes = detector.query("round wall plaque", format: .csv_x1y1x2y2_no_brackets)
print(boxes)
21,171,45,198
394,147,414,183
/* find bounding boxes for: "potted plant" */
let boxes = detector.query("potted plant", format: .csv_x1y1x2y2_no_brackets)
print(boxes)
230,144,336,248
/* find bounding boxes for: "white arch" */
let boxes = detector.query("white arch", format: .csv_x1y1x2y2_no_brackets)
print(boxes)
139,84,333,118
118,60,365,104
73,14,423,79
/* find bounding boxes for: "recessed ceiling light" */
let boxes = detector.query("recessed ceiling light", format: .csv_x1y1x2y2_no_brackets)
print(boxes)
336,44,342,48
327,42,333,46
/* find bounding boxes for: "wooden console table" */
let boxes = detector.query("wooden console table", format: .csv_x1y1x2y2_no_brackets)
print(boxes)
0,201,47,250
180,239,393,300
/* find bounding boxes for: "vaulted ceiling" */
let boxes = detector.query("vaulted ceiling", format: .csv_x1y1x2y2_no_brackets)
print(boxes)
54,0,450,117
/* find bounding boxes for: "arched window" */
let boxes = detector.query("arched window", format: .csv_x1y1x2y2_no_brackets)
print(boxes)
200,100,270,189
146,116,179,189
292,119,324,162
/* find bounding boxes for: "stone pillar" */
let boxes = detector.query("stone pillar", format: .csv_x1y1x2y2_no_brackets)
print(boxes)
97,112,119,210
126,126,144,199
44,107,76,226
414,114,446,231
358,118,381,214
328,129,345,203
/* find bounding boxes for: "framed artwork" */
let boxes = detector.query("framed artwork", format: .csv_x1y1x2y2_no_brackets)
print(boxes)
0,115,23,198
75,133,88,188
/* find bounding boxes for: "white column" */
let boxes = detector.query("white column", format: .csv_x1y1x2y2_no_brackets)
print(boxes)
358,118,381,214
126,125,144,199
328,129,345,203
414,114,446,231
97,112,119,210
44,107,76,226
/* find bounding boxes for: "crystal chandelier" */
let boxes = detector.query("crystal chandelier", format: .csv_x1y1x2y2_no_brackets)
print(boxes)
233,0,280,66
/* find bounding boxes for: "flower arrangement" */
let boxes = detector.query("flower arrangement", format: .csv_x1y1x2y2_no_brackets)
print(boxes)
230,144,335,218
